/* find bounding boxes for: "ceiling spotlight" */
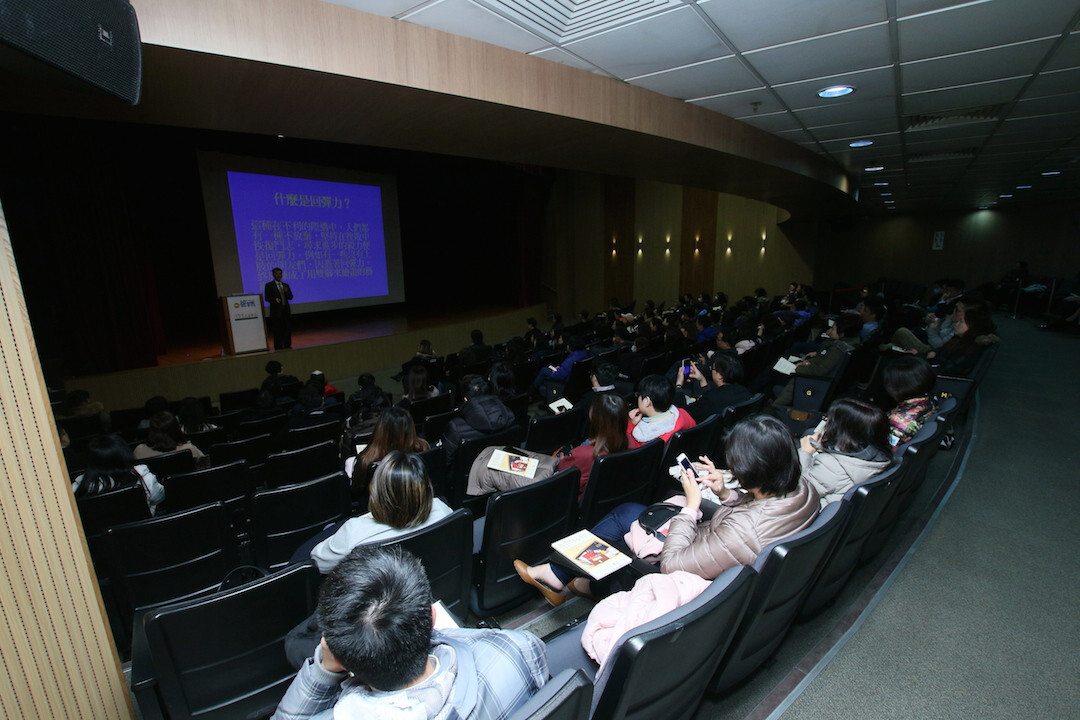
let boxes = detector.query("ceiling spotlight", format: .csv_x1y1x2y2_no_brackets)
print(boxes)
849,139,874,148
864,164,885,172
1000,194,1013,198
818,85,855,98
1041,171,1061,176
881,192,892,197
884,200,895,204
1016,185,1032,189
874,182,889,186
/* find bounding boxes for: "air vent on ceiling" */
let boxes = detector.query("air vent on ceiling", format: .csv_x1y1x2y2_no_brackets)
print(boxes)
904,105,1005,131
907,149,977,163
488,0,680,41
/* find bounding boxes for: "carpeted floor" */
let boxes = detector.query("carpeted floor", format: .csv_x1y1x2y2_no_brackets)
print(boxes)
694,315,1080,720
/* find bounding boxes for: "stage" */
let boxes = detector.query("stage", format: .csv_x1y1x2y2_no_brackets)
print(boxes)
77,303,545,411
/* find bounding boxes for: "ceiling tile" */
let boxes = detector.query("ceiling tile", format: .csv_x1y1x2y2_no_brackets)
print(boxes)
403,0,550,53
696,0,886,52
898,0,1077,62
630,55,759,99
738,112,802,133
819,132,903,153
743,23,891,85
792,96,897,127
529,46,609,74
904,122,996,144
805,118,901,142
1012,93,1080,118
1001,111,1080,136
1024,68,1080,99
563,6,728,78
901,77,1029,115
1043,31,1080,72
773,66,896,110
690,87,775,116
901,38,1055,93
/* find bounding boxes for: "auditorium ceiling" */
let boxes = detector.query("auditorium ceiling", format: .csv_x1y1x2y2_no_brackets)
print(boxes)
327,0,1080,213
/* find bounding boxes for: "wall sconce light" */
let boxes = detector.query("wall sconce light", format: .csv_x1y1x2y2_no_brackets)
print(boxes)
611,236,616,258
760,232,766,253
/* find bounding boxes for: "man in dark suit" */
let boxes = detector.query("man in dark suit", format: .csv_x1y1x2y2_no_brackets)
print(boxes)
264,267,293,350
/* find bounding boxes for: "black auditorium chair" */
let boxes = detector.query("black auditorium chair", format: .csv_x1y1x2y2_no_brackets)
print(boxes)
219,388,259,414
560,358,595,405
578,439,664,528
417,445,448,500
505,392,532,430
210,433,275,467
139,448,196,479
249,472,351,571
506,669,592,720
103,502,241,644
407,393,454,428
260,440,340,489
708,501,851,696
522,404,588,455
655,414,720,499
185,426,227,455
379,508,473,622
280,419,342,452
237,413,288,441
799,462,904,619
447,425,525,511
471,467,580,617
157,460,253,515
130,562,321,720
421,409,459,447
544,565,758,720
210,409,246,437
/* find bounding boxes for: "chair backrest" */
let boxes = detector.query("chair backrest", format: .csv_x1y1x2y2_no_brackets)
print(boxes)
158,460,252,515
589,565,758,720
790,350,852,412
720,393,766,432
933,375,975,424
140,448,196,479
512,359,541,394
407,393,454,427
210,433,275,467
562,359,595,404
186,426,228,455
261,440,340,489
250,472,351,570
378,508,473,621
103,502,241,635
448,425,525,507
656,414,720,498
471,467,580,616
219,387,259,414
131,563,320,720
708,500,851,695
417,445,448,502
211,409,246,436
523,405,588,455
506,668,592,720
422,409,460,446
505,392,532,429
579,439,664,527
237,413,288,440
75,482,151,540
800,461,905,619
60,412,108,440
280,419,342,452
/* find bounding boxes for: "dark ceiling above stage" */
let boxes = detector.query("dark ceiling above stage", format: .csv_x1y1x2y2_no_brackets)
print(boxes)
329,0,1080,213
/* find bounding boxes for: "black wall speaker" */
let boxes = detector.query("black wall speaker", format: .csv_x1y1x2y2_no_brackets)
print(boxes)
0,0,142,104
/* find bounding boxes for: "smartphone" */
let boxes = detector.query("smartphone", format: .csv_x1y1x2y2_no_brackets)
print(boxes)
675,452,694,474
681,358,692,376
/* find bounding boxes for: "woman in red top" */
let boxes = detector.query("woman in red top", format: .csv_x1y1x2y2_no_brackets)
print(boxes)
557,393,629,500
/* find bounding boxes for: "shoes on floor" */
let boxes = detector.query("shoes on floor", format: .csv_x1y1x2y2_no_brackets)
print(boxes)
514,560,566,607
566,577,597,601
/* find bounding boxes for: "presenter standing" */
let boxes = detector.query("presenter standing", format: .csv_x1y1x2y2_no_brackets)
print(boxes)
264,267,293,350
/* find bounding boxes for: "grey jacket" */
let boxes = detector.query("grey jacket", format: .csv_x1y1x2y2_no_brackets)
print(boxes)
660,476,820,580
799,445,892,509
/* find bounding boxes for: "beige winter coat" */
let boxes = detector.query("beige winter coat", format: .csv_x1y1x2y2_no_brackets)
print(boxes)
660,477,820,580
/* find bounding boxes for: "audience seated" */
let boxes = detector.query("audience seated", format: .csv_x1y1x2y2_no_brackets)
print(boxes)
772,313,863,405
306,370,339,397
923,302,999,377
261,360,299,400
857,297,885,340
487,361,518,403
555,393,629,501
626,374,695,448
289,386,335,428
675,353,751,423
73,433,165,514
442,375,516,462
458,328,493,366
344,407,429,480
574,362,633,405
396,364,440,410
797,398,892,507
134,411,208,468
882,356,938,450
177,396,218,435
273,545,547,720
533,333,590,397
55,389,108,421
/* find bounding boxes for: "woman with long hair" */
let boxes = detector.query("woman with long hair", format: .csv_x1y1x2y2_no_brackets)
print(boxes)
883,355,937,449
133,410,207,466
345,407,429,480
798,398,892,507
73,433,165,514
177,397,218,435
397,364,439,409
556,393,629,500
310,451,452,574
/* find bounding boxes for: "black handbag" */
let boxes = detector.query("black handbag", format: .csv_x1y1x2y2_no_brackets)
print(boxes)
637,502,683,538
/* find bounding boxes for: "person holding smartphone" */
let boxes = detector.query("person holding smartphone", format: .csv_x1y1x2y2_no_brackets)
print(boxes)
674,354,752,423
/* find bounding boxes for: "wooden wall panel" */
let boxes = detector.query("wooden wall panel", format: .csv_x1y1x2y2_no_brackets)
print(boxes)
680,186,719,297
0,204,132,719
603,177,636,309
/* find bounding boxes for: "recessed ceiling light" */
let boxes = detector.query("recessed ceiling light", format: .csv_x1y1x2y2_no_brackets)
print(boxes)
1041,171,1061,176
865,165,885,172
978,206,989,210
887,206,896,210
849,139,873,148
884,200,895,204
818,85,855,98
1000,194,1013,198
874,182,889,186
881,192,892,197
1015,185,1032,189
